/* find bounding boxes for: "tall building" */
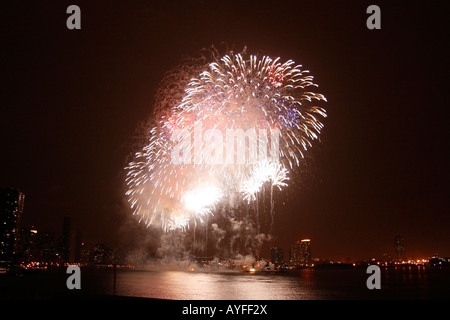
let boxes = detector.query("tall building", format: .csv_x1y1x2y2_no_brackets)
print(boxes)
59,217,71,263
394,235,405,261
79,241,90,264
289,239,312,267
270,247,284,266
0,187,25,260
74,231,83,263
36,231,57,262
16,227,38,262
299,239,312,266
289,241,300,266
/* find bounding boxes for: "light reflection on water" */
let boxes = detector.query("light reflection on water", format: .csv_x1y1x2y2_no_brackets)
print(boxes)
96,266,450,300
110,269,369,300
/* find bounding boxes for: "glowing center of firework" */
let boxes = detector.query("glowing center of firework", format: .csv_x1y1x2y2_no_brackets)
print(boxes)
182,185,222,214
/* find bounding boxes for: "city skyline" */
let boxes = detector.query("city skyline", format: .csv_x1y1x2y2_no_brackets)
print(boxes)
2,1,449,263
2,190,441,266
3,203,442,269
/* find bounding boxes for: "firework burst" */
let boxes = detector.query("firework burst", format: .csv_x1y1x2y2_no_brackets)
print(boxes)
125,48,326,231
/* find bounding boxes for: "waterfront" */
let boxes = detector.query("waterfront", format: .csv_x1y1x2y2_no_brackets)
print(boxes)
1,266,449,300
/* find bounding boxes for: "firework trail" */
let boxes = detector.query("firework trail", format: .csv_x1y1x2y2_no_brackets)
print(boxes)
125,48,326,232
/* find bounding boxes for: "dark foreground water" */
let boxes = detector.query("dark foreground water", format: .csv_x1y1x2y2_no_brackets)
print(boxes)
1,266,449,300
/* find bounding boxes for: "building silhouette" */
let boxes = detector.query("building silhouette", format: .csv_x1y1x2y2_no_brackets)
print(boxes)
58,217,71,263
91,243,113,265
270,247,284,266
394,234,405,261
16,227,38,262
0,187,25,263
15,225,58,264
36,231,57,262
74,231,83,263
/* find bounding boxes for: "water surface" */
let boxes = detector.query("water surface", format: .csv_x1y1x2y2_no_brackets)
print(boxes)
89,267,450,300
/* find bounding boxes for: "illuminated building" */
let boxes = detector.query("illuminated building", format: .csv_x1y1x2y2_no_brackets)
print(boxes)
0,187,25,261
270,247,284,266
16,227,38,262
15,226,57,263
289,242,299,266
289,239,312,267
91,243,113,265
394,235,405,261
36,231,57,262
300,239,312,266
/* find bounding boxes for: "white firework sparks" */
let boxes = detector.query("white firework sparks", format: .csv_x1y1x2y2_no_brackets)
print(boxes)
125,48,326,231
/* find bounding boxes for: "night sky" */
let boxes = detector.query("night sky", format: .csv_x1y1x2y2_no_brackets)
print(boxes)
3,0,449,261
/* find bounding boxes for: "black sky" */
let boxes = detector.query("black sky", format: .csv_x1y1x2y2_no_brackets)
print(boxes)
2,0,449,260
